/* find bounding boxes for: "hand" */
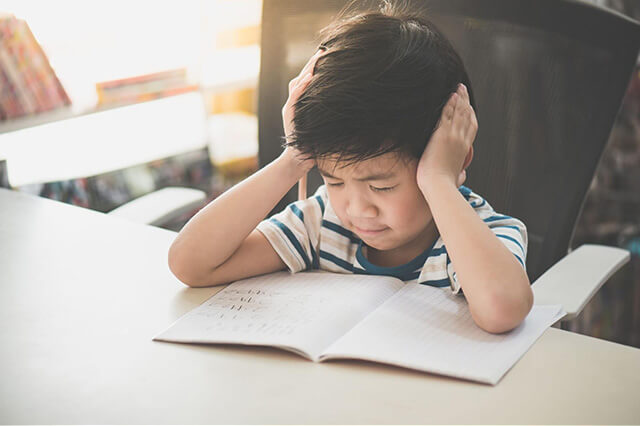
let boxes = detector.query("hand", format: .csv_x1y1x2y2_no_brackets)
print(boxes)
417,83,477,191
280,49,326,175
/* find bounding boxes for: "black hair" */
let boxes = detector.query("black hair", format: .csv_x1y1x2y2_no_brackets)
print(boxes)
286,0,476,164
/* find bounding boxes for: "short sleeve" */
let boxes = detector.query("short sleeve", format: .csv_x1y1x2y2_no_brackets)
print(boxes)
447,261,463,295
256,187,326,273
486,215,528,271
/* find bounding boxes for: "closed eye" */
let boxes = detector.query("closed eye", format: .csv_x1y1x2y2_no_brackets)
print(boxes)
370,185,396,192
327,182,343,187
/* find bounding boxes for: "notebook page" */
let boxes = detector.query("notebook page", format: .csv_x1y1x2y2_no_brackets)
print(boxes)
321,283,565,385
154,271,404,360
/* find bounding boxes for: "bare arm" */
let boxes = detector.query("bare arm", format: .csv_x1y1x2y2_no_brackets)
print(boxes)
168,50,324,287
420,178,533,334
417,84,532,334
168,151,307,287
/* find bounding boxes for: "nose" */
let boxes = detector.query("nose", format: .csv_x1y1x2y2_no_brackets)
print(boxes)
346,192,378,219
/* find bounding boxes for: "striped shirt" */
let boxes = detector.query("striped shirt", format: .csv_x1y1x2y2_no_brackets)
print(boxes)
256,185,527,295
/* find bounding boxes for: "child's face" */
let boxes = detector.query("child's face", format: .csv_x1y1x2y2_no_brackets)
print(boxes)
317,153,436,263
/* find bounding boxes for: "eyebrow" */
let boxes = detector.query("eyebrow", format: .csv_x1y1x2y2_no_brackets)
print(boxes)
317,167,397,182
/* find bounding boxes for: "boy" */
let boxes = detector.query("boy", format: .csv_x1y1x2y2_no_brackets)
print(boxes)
169,3,533,334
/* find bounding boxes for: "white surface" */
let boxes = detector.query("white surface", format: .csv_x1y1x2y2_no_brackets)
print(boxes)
107,186,206,226
0,92,207,187
323,284,565,385
156,272,565,385
155,272,403,360
1,188,639,424
532,244,630,320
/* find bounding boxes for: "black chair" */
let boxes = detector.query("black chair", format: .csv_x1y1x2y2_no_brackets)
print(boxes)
258,0,640,320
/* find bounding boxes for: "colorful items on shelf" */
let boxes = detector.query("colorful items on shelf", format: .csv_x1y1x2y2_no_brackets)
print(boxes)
95,68,198,107
19,148,212,212
0,14,71,121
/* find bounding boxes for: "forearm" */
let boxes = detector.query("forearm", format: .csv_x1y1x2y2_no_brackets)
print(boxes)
169,153,303,282
420,178,533,333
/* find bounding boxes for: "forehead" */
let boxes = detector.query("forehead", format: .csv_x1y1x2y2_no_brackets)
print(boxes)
316,152,414,178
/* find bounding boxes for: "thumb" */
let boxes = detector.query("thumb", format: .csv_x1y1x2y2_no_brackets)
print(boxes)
456,169,467,187
462,146,474,170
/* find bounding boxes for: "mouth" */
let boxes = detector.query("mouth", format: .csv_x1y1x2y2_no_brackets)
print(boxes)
353,225,388,236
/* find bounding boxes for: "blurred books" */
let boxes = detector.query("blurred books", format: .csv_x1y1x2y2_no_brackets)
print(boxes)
95,68,198,107
0,14,71,121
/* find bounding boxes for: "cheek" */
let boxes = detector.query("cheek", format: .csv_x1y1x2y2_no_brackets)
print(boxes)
326,189,349,222
383,193,432,227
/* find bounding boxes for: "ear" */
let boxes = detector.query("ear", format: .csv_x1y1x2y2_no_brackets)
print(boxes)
462,146,474,170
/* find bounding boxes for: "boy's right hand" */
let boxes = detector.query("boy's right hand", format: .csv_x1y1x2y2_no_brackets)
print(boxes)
280,49,326,176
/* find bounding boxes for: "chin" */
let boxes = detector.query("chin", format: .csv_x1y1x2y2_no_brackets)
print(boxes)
361,237,398,251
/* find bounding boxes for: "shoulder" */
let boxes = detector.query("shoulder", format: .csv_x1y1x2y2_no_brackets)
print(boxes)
256,186,330,273
275,185,327,223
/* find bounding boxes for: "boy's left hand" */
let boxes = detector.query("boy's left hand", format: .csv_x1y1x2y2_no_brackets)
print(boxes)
417,83,477,190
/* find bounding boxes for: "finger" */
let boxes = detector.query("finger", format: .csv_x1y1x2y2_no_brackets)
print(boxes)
456,169,466,187
298,174,308,200
299,50,325,78
470,106,478,134
451,92,467,133
462,103,472,130
462,146,474,169
289,72,307,91
289,51,323,93
453,87,473,137
300,50,322,74
459,101,477,137
433,93,456,131
443,93,457,122
284,75,311,120
460,86,475,133
459,83,470,103
465,106,478,144
293,73,312,93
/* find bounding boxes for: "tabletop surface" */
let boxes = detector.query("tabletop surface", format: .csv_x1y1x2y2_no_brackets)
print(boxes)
1,188,639,424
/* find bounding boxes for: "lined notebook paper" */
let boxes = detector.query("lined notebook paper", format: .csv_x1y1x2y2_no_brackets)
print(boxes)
154,272,403,359
154,272,565,385
322,283,565,384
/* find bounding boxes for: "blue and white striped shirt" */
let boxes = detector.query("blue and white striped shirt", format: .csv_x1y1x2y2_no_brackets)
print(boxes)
256,185,527,295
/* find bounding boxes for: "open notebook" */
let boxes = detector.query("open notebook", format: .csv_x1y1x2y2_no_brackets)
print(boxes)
154,272,565,385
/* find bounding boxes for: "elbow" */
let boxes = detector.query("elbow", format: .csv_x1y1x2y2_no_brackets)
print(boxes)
168,239,208,288
474,280,534,334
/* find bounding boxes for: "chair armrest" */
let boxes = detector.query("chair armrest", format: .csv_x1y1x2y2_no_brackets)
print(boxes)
108,187,206,226
532,244,630,321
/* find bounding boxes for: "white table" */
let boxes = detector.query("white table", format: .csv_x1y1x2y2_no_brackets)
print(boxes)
1,188,639,424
